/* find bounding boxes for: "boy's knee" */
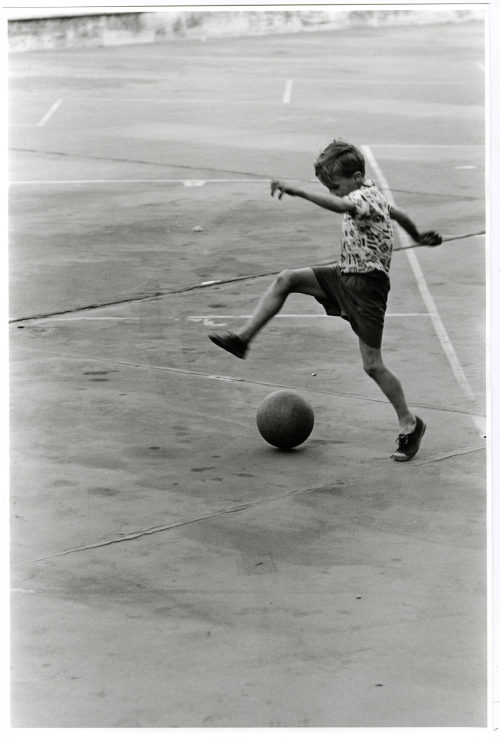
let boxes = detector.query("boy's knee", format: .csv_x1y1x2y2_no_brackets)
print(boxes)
274,269,297,294
362,358,385,380
359,343,385,380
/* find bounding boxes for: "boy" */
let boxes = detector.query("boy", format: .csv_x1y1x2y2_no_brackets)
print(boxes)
209,140,441,461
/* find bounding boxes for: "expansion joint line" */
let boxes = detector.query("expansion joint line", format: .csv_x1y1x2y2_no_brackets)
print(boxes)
9,229,484,325
30,443,485,563
10,344,484,422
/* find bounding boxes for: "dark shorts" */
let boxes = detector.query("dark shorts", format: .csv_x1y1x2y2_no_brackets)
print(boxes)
312,265,390,349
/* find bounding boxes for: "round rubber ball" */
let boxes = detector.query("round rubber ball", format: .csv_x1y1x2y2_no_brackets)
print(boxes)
256,390,314,449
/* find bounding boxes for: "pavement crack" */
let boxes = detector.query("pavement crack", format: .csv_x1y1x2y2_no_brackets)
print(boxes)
10,228,484,323
10,148,483,202
9,292,164,324
413,444,485,465
13,343,483,424
29,442,484,563
31,481,348,563
32,505,251,562
9,146,270,181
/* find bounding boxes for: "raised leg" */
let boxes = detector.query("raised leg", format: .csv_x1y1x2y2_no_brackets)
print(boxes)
209,268,328,358
238,267,327,342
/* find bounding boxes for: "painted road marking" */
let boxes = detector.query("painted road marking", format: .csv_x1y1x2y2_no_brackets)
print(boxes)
10,178,270,186
37,98,62,127
188,313,429,320
283,79,293,104
188,313,430,327
475,61,485,72
362,145,476,407
18,313,429,326
30,316,143,322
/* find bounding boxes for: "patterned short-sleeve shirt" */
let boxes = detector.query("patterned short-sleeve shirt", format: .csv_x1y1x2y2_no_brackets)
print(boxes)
339,182,393,275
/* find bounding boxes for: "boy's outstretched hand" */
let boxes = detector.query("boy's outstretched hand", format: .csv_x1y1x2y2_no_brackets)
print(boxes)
271,180,296,199
418,230,442,246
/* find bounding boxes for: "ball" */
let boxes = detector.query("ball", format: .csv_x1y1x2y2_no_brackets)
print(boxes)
256,390,314,450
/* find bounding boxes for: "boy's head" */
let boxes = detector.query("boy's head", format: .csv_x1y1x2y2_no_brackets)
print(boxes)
314,140,365,196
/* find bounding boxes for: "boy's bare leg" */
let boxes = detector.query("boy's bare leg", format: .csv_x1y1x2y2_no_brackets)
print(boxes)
231,268,326,343
209,268,327,358
358,339,416,435
237,281,287,342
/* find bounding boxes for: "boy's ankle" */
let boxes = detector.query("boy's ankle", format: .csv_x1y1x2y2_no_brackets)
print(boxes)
400,416,416,435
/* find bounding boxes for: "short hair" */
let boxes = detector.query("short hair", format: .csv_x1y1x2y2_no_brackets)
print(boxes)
314,140,365,186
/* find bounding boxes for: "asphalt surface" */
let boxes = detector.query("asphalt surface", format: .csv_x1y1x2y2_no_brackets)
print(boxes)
8,20,487,727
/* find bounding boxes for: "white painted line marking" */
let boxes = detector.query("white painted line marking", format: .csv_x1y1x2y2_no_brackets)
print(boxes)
362,145,476,404
10,173,487,188
190,314,327,321
31,317,142,322
37,98,62,127
10,178,270,186
455,165,477,170
283,79,293,104
188,312,429,321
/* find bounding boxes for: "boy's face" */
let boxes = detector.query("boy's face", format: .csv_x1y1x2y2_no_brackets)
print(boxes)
324,171,364,197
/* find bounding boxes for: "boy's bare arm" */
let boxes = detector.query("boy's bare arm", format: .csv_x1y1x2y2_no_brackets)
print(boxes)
390,205,441,245
389,205,421,241
271,179,355,214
